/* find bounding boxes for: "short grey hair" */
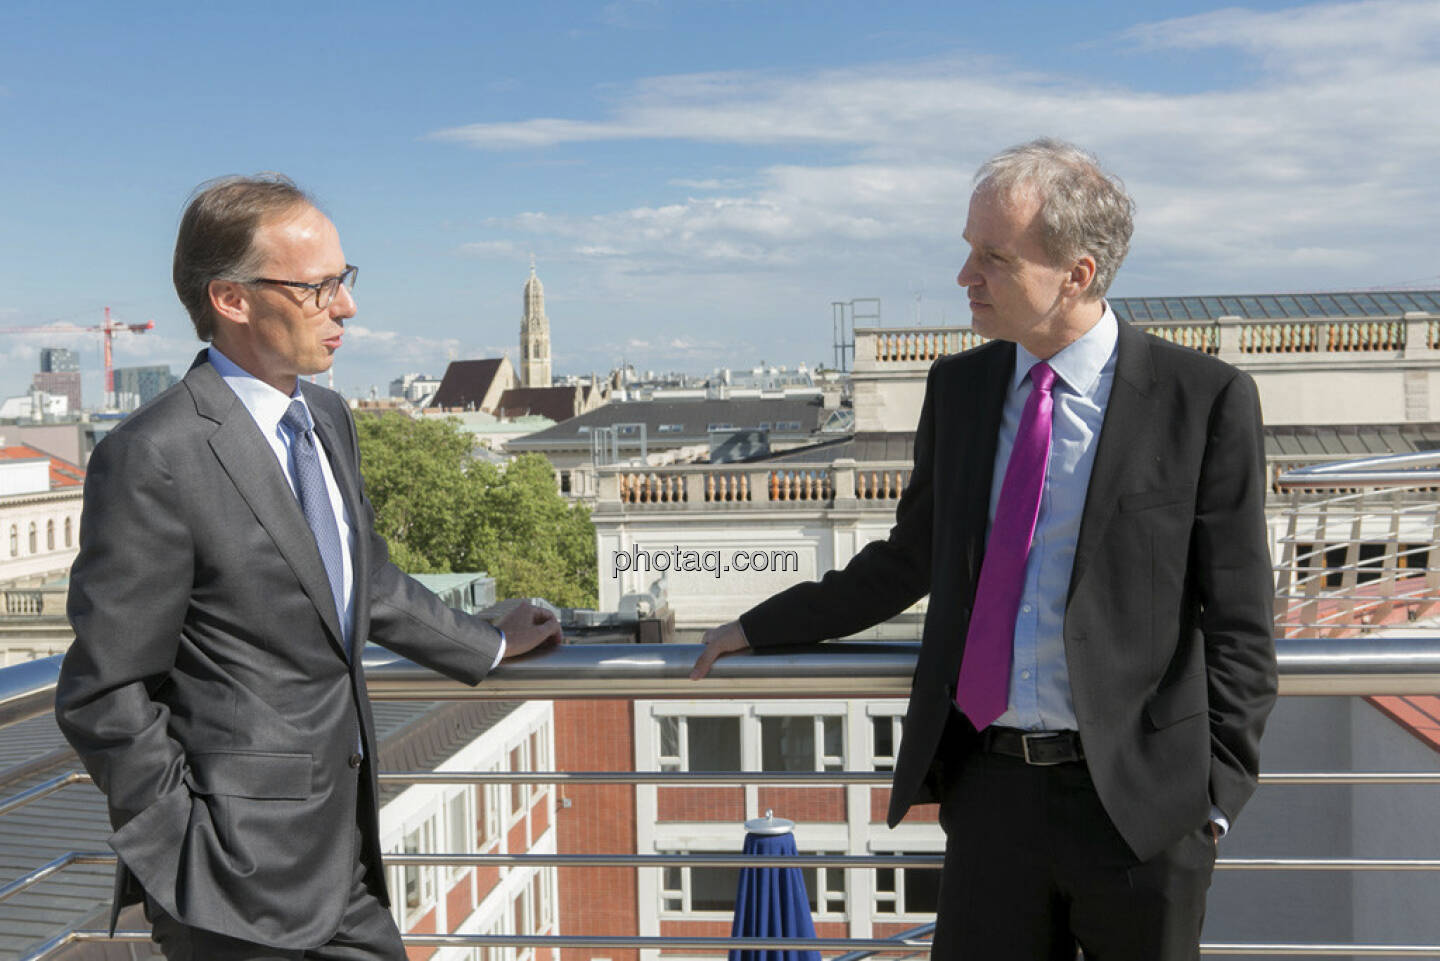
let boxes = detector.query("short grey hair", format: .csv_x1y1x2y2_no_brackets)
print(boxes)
173,173,315,340
974,138,1134,300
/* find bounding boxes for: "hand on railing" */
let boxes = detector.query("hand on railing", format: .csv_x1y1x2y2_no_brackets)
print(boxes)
689,620,751,679
495,601,564,660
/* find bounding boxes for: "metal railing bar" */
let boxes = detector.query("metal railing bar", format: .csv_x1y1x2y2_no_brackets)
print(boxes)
8,637,1440,729
14,851,1440,880
1202,947,1440,957
0,852,78,904
378,770,894,785
56,931,934,952
1259,773,1440,785
7,769,1438,824
0,771,85,817
44,932,1440,957
833,922,937,961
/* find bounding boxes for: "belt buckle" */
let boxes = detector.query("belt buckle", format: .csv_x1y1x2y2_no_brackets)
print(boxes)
1020,732,1065,766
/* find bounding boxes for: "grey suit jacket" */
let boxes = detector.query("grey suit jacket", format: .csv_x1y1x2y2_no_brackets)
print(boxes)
56,352,504,948
742,320,1278,861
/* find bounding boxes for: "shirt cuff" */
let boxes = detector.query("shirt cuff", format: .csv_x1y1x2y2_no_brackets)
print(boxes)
490,629,506,671
1209,805,1229,838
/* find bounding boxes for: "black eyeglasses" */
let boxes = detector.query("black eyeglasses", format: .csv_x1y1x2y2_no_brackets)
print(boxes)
247,265,358,309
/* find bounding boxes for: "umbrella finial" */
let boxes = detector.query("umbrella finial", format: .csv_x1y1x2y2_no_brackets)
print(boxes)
744,810,795,835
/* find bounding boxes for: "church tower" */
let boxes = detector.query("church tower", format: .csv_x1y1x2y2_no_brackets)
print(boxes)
520,258,552,388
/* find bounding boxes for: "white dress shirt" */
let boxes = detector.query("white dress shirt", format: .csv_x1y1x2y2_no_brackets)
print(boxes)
208,347,357,645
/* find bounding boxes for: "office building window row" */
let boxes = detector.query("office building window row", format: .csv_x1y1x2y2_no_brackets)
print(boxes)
652,706,904,772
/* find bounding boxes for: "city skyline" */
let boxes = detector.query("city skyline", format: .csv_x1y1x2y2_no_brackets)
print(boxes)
1,0,1436,402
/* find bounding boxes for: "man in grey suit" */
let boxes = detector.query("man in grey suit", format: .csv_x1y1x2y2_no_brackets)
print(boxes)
693,140,1277,959
56,174,562,960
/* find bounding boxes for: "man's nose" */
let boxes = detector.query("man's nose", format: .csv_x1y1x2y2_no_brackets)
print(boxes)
956,255,979,288
331,282,357,319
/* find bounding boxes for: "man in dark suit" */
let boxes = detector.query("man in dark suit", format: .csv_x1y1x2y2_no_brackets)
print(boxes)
55,174,562,960
692,139,1277,959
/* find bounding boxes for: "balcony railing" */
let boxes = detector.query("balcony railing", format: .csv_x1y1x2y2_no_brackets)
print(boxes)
850,312,1435,371
7,451,1440,958
4,638,1440,958
597,460,913,511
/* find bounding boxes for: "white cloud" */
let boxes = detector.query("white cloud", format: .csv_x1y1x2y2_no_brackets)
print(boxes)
436,0,1439,365
459,240,522,258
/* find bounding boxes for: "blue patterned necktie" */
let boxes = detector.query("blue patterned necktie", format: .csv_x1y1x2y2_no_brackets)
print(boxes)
281,400,349,657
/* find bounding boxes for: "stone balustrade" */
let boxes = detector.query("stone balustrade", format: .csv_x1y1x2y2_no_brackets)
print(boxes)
854,312,1434,371
599,460,914,512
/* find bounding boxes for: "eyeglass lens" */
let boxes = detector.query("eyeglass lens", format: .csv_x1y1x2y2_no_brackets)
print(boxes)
318,267,358,308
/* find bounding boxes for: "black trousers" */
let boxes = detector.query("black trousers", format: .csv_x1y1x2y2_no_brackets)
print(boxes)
931,747,1215,961
144,818,405,961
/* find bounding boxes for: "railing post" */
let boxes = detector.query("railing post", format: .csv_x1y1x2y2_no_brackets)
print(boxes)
1216,316,1242,361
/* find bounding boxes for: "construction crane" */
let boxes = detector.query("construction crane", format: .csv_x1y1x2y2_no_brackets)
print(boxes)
0,306,155,407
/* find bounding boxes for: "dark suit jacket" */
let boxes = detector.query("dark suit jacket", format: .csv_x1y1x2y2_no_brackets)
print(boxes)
741,319,1278,861
55,353,504,948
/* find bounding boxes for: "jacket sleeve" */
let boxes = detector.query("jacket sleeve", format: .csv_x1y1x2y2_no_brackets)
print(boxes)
343,404,504,682
740,362,938,648
56,430,197,833
1194,370,1279,821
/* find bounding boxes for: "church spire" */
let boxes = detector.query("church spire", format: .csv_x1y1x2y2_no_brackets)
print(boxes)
520,257,552,389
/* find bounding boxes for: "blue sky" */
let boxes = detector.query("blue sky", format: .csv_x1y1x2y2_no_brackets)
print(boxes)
1,0,1436,402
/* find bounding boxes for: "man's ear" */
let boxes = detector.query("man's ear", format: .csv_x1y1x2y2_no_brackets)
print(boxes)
1063,255,1097,299
209,278,251,327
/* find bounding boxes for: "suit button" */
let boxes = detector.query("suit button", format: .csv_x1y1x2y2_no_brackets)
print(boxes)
348,753,363,769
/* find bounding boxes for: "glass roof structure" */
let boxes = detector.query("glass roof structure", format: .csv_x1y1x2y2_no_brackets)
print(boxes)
1111,290,1440,324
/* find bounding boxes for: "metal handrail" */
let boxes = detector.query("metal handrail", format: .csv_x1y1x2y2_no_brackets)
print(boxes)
1275,450,1440,489
7,637,1440,728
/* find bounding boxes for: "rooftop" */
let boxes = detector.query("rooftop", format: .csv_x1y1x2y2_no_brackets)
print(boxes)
1110,288,1440,324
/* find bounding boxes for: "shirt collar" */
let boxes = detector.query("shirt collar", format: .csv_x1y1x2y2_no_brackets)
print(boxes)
1012,301,1118,396
207,345,307,436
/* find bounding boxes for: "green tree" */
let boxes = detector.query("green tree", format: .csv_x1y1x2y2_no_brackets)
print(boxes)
355,413,597,609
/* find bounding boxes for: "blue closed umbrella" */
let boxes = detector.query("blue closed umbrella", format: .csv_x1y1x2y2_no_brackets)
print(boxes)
729,811,821,961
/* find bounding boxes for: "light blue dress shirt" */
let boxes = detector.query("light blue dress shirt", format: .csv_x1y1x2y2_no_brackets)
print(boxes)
987,305,1117,732
978,308,1226,831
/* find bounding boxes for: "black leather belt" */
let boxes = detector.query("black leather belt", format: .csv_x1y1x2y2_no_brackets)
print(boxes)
980,727,1084,765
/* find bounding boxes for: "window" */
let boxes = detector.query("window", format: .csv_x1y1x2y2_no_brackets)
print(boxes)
659,852,843,916
479,763,501,843
529,729,548,801
706,423,734,432
759,715,843,772
447,790,472,879
657,424,684,433
657,715,741,772
874,856,942,917
402,819,437,923
510,743,527,812
9,526,16,557
64,517,72,547
810,864,847,914
27,522,36,554
775,420,802,431
45,520,54,550
871,714,903,772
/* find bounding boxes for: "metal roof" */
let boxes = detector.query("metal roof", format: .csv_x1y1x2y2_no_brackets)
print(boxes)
1112,289,1440,324
508,396,829,449
0,691,522,959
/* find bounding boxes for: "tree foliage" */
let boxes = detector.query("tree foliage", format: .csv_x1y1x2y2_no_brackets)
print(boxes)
355,413,597,609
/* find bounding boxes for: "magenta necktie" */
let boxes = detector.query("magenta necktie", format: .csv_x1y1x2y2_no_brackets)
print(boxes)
955,361,1057,730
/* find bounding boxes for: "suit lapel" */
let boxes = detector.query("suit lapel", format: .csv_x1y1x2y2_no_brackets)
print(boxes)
960,342,1013,585
186,356,348,652
1067,320,1156,600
